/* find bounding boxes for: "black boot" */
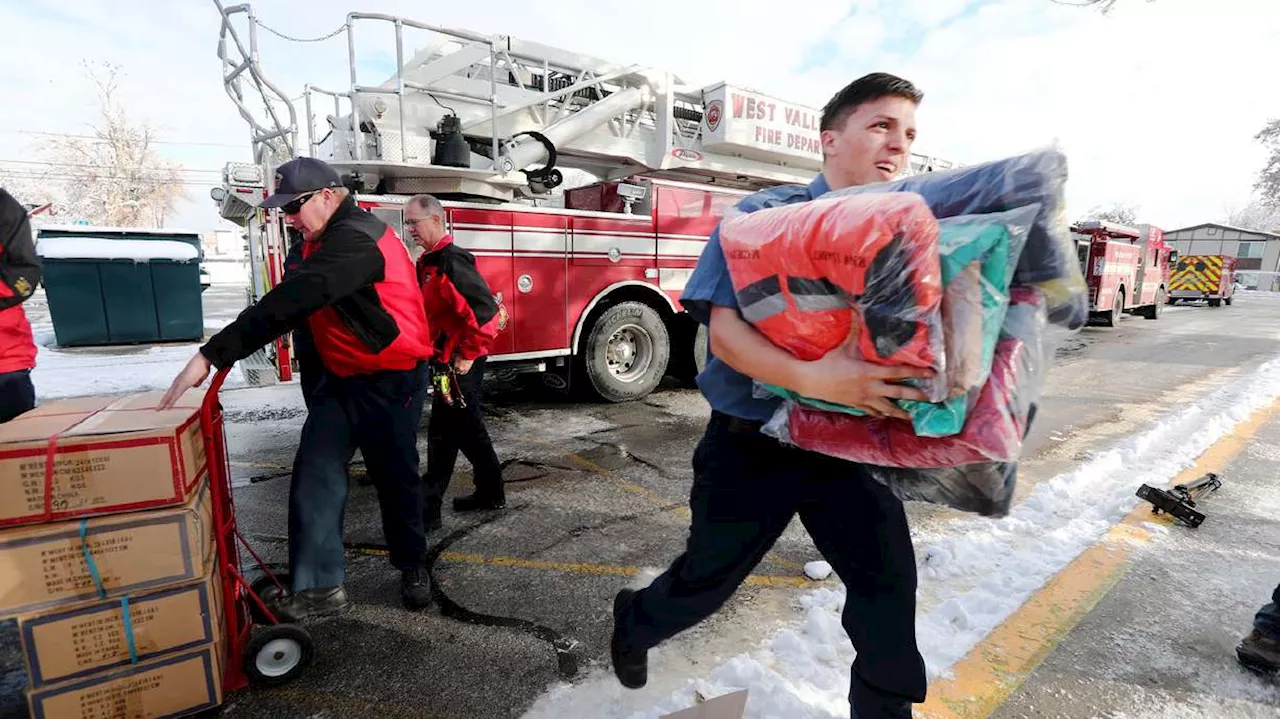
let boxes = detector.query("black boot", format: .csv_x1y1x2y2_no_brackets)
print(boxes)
401,567,433,610
424,499,443,532
268,586,350,623
452,492,505,512
1238,629,1280,673
611,588,647,689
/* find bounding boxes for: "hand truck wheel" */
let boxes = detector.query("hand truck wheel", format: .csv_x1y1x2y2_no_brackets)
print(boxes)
244,624,314,687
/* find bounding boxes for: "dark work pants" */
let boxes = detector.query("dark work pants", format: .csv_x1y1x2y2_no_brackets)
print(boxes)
289,362,429,591
0,370,35,423
616,411,927,717
1255,582,1280,640
423,355,504,513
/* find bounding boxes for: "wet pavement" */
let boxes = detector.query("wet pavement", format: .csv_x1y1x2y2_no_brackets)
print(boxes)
203,295,1280,718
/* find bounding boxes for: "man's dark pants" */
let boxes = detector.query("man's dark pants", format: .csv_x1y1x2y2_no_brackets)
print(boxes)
0,369,35,423
423,355,504,513
615,411,927,717
1256,582,1280,640
288,362,429,591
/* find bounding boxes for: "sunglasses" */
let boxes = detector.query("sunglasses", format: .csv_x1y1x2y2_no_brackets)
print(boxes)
281,190,321,215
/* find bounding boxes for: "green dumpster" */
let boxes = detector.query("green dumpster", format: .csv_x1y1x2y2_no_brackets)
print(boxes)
36,237,205,347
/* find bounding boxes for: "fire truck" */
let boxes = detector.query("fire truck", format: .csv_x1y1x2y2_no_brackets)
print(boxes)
1073,220,1173,327
208,2,956,401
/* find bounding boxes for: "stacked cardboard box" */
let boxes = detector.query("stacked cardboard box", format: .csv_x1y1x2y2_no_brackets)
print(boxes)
0,390,225,719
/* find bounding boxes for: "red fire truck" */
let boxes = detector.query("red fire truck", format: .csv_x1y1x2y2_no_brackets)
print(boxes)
209,4,956,401
1074,220,1173,327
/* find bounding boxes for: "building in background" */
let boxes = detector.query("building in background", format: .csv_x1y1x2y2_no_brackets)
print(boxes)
1164,223,1280,291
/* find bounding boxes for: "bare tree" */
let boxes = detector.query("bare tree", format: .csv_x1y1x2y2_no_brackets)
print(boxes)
1225,199,1280,231
14,62,186,227
1254,119,1280,211
1049,0,1156,13
1080,202,1139,225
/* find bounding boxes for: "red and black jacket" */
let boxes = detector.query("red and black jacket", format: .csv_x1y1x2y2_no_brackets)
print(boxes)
0,189,40,375
202,196,433,376
416,235,499,362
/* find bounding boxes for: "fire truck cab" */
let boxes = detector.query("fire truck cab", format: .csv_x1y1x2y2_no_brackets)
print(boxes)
1074,220,1172,327
209,3,957,400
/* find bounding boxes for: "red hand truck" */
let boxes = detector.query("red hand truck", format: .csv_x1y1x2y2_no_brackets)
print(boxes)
200,366,313,694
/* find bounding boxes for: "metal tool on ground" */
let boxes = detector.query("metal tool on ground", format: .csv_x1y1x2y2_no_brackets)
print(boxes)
1135,472,1223,528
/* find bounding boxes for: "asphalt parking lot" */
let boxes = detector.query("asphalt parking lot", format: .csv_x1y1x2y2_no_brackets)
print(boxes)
207,294,1280,718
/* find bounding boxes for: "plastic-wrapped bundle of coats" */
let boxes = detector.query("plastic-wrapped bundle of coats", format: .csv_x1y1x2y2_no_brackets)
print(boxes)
822,147,1087,330
721,191,948,401
716,147,1083,518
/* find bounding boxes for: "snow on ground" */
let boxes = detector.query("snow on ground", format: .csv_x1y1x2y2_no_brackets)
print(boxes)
27,284,252,402
520,355,1280,719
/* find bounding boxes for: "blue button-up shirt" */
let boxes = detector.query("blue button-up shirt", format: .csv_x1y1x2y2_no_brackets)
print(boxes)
680,174,832,422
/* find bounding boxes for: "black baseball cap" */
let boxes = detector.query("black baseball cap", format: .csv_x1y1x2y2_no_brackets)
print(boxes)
261,157,343,209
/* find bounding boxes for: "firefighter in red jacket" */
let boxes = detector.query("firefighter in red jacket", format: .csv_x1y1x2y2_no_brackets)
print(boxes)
405,194,506,530
160,158,435,619
0,188,41,423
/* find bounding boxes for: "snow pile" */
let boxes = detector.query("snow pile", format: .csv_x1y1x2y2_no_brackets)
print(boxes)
36,237,199,261
520,355,1280,719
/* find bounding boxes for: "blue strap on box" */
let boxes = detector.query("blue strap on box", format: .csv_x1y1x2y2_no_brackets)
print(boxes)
120,595,139,664
77,519,139,664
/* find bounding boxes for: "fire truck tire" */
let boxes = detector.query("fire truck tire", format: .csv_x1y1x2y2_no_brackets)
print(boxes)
1101,290,1124,327
579,301,671,402
245,624,314,687
1141,290,1165,320
1209,298,1222,307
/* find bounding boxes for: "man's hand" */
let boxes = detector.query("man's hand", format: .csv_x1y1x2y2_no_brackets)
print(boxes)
159,352,213,410
795,339,933,420
452,356,474,375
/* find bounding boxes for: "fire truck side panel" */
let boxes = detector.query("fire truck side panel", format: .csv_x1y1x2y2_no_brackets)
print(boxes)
450,208,518,356
566,214,659,348
1087,240,1137,311
653,185,736,307
510,211,571,353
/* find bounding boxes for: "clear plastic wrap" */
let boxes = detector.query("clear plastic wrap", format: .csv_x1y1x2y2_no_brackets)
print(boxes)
719,191,948,401
820,146,1089,330
762,287,1050,517
730,204,1036,438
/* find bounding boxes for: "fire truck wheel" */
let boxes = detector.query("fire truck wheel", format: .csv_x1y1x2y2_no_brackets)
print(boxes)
1101,290,1124,327
1141,290,1164,320
580,301,670,402
245,624,314,687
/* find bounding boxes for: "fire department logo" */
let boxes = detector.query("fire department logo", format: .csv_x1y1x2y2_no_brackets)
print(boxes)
706,100,723,132
494,293,509,331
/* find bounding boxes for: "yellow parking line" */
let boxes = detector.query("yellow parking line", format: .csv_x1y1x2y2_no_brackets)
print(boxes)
346,544,811,588
917,395,1280,718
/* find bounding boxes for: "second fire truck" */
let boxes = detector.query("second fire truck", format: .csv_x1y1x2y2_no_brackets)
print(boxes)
1074,220,1174,327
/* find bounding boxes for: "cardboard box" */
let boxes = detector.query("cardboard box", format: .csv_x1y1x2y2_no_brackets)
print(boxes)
0,573,221,689
0,390,209,529
25,641,223,719
0,481,214,618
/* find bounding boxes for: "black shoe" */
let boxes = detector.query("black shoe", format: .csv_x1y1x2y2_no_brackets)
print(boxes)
401,567,433,610
452,493,506,512
1238,629,1280,673
424,512,442,532
268,586,350,623
611,588,647,689
424,500,443,532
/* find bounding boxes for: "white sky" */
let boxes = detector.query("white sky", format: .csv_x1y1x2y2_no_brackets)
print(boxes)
2,0,1278,233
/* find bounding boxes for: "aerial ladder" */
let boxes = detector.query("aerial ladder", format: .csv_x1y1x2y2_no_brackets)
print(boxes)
209,1,958,384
